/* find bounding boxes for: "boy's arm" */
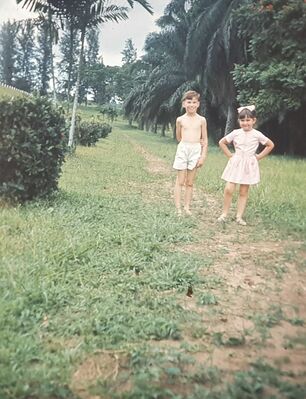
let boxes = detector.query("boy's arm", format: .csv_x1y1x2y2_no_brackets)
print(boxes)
256,139,274,160
176,118,182,142
197,118,208,167
219,137,233,158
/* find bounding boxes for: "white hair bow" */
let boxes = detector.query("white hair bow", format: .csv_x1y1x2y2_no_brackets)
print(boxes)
237,105,255,113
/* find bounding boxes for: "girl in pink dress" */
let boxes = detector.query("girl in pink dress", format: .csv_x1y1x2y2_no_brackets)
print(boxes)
218,106,274,225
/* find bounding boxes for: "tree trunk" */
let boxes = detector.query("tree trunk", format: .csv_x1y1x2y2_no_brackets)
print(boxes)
68,28,85,148
138,119,144,130
224,105,236,135
48,8,57,103
161,123,166,137
67,22,74,110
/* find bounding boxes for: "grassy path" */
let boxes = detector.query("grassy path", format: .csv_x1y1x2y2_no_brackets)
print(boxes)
1,121,306,398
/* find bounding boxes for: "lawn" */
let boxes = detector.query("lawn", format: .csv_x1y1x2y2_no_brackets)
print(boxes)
1,117,306,398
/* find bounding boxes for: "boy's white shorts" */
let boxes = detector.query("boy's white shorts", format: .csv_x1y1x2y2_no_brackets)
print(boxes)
173,141,202,170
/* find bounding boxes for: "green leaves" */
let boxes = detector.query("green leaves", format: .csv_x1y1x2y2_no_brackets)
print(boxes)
76,120,111,146
0,96,67,202
233,0,306,120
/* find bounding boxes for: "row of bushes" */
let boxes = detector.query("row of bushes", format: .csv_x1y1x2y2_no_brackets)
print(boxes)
77,120,111,146
0,97,111,202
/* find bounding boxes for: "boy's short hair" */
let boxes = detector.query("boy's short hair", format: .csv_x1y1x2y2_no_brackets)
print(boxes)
182,90,200,102
238,108,256,119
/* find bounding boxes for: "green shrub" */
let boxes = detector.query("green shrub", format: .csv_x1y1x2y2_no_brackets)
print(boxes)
0,96,67,202
76,120,111,146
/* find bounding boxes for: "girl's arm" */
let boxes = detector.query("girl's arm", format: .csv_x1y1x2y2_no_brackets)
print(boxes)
219,137,233,158
176,118,182,142
256,139,274,160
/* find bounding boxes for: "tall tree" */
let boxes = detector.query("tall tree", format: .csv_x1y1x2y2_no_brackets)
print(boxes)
0,21,19,86
86,27,99,65
58,20,79,102
232,0,306,155
121,38,137,64
184,0,248,136
15,19,36,92
36,16,52,95
124,0,197,135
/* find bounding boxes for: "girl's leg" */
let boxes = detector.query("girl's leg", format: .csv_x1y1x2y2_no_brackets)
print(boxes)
219,182,236,219
236,184,250,223
174,170,186,214
184,168,197,215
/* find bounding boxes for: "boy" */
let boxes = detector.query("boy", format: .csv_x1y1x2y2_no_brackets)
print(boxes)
173,90,208,215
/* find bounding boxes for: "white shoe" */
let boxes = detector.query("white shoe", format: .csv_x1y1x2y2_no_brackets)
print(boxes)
236,217,247,226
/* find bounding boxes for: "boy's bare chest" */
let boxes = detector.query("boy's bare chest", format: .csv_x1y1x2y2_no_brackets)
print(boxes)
181,117,202,132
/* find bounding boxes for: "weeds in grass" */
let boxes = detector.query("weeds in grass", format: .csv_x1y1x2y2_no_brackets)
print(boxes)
1,119,305,398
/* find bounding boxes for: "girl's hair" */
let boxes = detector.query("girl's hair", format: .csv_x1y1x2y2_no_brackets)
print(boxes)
182,90,200,102
238,108,256,119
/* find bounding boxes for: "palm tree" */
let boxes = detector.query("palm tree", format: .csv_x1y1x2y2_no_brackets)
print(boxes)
17,0,153,147
185,0,249,136
124,0,198,135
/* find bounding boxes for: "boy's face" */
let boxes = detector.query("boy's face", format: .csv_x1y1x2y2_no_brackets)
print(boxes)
183,97,200,114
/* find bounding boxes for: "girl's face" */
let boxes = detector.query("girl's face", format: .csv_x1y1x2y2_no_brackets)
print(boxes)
239,117,256,131
183,97,200,114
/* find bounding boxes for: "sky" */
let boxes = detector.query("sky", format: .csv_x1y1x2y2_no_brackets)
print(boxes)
0,0,169,66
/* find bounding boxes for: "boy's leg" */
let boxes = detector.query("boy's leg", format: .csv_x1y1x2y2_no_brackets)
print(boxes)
236,184,249,222
174,170,186,214
220,182,236,218
184,168,197,215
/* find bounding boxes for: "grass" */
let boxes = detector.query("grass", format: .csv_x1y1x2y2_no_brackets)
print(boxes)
121,121,306,238
1,115,306,398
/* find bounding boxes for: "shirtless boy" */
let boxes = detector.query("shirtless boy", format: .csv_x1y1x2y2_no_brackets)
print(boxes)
173,90,208,215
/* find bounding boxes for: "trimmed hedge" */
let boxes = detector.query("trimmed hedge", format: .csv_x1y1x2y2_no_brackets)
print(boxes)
0,97,67,202
76,121,111,146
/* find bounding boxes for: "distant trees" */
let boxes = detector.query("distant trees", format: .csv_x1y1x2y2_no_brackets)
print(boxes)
0,21,19,86
121,38,137,64
16,0,153,147
15,20,36,92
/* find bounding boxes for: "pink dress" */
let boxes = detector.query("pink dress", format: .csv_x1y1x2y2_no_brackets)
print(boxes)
221,128,269,185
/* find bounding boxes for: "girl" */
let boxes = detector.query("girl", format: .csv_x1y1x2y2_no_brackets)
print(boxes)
218,105,274,225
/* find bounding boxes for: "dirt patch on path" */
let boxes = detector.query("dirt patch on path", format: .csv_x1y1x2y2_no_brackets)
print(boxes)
127,137,171,175
131,141,306,383
70,140,306,398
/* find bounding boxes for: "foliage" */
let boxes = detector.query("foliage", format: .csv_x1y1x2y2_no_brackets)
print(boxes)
232,0,306,155
0,20,19,86
123,1,198,134
0,96,67,202
99,104,118,121
15,20,36,92
121,38,137,64
233,0,306,117
76,120,111,146
123,0,247,137
57,20,80,102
